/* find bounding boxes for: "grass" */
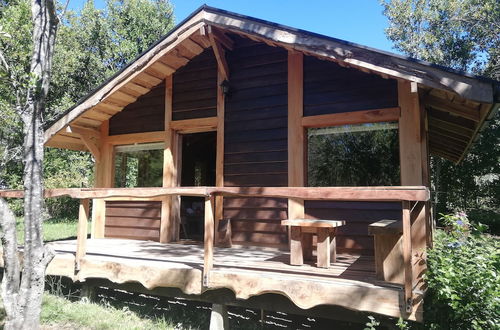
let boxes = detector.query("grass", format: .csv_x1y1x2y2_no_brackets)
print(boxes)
16,217,87,244
0,293,175,330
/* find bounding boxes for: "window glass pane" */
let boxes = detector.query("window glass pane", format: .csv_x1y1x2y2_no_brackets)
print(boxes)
114,143,164,188
307,122,400,187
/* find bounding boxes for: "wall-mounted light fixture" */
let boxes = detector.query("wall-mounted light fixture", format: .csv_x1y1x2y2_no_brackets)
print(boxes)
220,80,230,96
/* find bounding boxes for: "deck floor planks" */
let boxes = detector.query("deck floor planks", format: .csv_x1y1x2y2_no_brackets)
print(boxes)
47,238,377,282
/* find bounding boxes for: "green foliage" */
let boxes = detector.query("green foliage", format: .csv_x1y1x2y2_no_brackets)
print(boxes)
0,0,175,218
381,0,500,234
308,123,400,187
425,213,500,329
439,211,470,237
396,317,410,329
380,0,500,78
364,315,380,330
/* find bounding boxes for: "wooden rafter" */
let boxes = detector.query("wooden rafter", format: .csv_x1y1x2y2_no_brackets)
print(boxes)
425,94,480,122
206,25,230,81
67,126,101,162
209,27,234,50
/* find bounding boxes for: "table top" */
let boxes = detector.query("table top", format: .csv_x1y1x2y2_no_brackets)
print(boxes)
281,219,345,228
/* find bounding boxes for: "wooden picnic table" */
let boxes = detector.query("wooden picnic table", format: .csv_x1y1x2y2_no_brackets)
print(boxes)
281,219,346,268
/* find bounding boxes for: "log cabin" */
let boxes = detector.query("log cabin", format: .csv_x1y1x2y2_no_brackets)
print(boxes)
2,5,499,325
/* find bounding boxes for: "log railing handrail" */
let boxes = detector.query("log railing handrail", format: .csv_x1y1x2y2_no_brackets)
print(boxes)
0,186,430,201
1,185,427,313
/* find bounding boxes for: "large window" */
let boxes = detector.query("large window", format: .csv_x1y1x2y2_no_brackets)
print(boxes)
307,122,400,187
114,143,164,188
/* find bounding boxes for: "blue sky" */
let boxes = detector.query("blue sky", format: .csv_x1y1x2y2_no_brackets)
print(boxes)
68,0,396,53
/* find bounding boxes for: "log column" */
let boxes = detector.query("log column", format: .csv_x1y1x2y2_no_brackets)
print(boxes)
287,51,305,256
161,75,178,243
91,120,111,238
398,80,428,316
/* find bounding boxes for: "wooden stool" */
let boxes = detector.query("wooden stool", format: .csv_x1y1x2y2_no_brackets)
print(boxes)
281,219,345,268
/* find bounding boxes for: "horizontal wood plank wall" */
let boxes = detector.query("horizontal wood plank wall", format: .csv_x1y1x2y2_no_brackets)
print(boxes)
305,201,402,255
303,56,400,255
172,48,217,120
109,83,165,135
303,56,397,116
224,36,288,246
105,201,161,241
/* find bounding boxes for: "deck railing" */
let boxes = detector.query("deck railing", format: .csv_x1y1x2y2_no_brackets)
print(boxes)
0,186,430,313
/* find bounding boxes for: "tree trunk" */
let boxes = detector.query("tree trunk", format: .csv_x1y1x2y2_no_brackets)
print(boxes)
0,199,22,329
0,0,59,328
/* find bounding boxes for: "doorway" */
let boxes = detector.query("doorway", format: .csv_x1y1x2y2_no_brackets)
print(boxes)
179,131,216,241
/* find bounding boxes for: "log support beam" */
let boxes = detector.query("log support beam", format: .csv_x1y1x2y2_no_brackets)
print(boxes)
203,196,215,287
207,25,230,81
287,51,305,236
91,120,111,238
75,198,89,271
209,304,229,330
398,80,429,317
161,75,178,243
215,67,227,247
67,126,101,162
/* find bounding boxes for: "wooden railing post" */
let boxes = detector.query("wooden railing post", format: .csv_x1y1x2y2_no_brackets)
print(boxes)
75,198,90,271
203,195,215,287
402,200,413,313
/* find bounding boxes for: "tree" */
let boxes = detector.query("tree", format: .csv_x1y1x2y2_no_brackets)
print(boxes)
0,0,60,327
381,0,500,232
0,0,175,326
0,0,175,219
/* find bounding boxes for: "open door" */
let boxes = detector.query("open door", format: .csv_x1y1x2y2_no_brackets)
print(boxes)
179,131,216,241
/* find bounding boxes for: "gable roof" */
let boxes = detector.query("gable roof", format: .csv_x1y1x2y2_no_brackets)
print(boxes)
45,5,500,163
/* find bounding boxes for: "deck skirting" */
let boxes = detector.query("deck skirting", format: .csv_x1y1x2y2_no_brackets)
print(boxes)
1,238,422,321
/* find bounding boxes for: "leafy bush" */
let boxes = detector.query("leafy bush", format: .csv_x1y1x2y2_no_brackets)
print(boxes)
425,213,500,329
468,208,500,236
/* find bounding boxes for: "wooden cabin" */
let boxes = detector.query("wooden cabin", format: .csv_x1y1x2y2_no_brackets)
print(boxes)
8,5,500,324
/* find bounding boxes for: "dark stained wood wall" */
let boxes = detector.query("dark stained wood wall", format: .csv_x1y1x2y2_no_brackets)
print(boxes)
109,83,165,135
172,48,217,120
104,37,402,254
223,37,289,245
303,56,398,116
104,201,161,241
303,56,400,255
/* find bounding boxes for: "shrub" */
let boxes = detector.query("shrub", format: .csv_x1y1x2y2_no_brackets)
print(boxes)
425,212,500,329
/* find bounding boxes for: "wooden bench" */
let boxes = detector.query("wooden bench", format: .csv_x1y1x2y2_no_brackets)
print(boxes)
368,219,404,284
281,219,345,268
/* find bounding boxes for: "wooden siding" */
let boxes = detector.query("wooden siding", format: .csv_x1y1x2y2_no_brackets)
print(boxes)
104,201,161,241
305,201,402,255
172,48,217,120
109,83,165,135
303,56,398,117
223,37,288,245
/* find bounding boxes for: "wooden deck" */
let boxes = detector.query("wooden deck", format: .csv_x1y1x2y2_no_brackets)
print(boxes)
40,238,419,320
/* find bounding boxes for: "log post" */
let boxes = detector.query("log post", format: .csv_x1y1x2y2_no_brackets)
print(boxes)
75,198,90,271
209,303,229,330
203,195,215,287
287,51,305,247
402,200,413,312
